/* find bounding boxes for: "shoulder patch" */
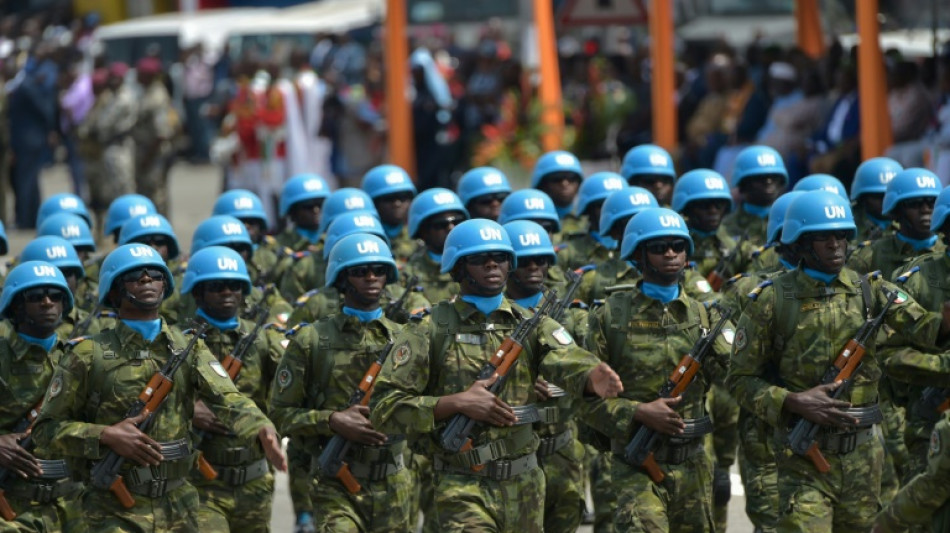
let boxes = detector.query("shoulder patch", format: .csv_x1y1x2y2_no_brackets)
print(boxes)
280,338,290,349
551,327,573,345
391,343,411,368
895,266,920,284
930,427,942,458
67,336,89,347
894,290,909,305
48,374,64,398
734,328,748,350
210,360,229,378
276,367,293,389
695,279,713,293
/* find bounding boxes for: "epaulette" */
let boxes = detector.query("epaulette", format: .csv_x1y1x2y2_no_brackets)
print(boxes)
604,283,637,295
865,270,883,281
67,335,90,347
285,323,309,336
856,240,872,250
747,280,774,300
554,243,568,253
567,299,588,310
723,273,747,287
751,244,771,259
409,307,431,321
895,265,920,284
295,288,320,307
263,323,286,334
574,264,597,275
590,299,605,308
263,235,277,246
97,310,118,319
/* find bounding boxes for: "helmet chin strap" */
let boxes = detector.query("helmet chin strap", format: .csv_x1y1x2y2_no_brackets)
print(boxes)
121,286,162,310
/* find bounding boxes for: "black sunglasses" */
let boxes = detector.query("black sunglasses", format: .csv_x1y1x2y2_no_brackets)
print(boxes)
465,252,511,266
121,268,166,284
203,280,246,293
348,264,390,278
535,221,559,234
631,176,672,187
377,192,414,203
137,236,170,248
808,230,852,243
473,193,509,206
22,287,66,303
902,197,936,210
644,239,689,255
519,255,552,267
295,199,325,211
427,216,465,231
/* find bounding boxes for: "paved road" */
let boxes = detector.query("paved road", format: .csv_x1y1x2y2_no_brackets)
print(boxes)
19,162,756,532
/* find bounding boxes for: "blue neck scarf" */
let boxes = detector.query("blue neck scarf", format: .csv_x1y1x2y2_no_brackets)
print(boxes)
342,306,383,323
427,251,442,263
590,230,618,251
295,226,322,244
896,232,938,252
382,223,404,239
803,267,837,286
461,293,504,316
866,213,891,230
556,205,573,219
691,228,717,238
197,308,240,331
779,257,797,271
743,202,771,219
122,319,162,342
513,292,543,310
18,332,56,353
641,282,680,303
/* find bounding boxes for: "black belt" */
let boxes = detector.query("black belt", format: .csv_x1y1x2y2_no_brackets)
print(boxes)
346,453,405,482
433,452,538,481
3,459,82,504
837,405,884,426
816,427,876,455
211,458,269,486
125,439,194,492
202,445,259,467
127,478,187,498
537,429,573,458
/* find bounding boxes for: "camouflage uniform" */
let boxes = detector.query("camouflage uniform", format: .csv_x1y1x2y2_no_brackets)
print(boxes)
71,278,99,314
387,226,418,266
278,253,327,303
55,307,102,341
76,87,136,225
288,285,429,326
273,228,321,255
749,245,780,274
556,233,614,273
32,321,274,533
847,234,945,278
161,286,292,330
556,214,586,243
583,284,732,533
400,249,459,305
270,313,414,532
853,210,896,244
132,80,176,216
575,258,715,306
689,226,738,278
0,332,81,533
727,268,941,532
189,316,283,533
721,206,769,248
369,298,605,532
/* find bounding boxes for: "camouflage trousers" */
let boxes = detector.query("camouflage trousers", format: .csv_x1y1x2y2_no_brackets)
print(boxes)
286,439,314,515
610,449,715,532
89,141,134,211
880,399,908,504
707,383,739,533
775,434,884,532
135,154,170,216
539,437,587,533
737,411,778,532
73,483,201,533
432,462,545,532
410,453,437,533
192,472,274,532
313,467,413,532
591,451,616,533
0,495,77,533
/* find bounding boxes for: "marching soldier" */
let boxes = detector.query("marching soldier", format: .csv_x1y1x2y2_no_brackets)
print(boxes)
793,174,848,199
36,214,99,312
556,172,627,272
456,167,512,222
620,144,677,207
116,214,186,287
721,145,788,248
851,158,902,244
671,169,741,279
498,189,574,294
401,189,468,304
531,151,586,237
212,189,290,289
360,165,418,263
274,174,331,253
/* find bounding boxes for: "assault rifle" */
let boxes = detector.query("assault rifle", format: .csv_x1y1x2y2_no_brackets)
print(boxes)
385,275,419,321
90,323,209,508
707,234,745,292
787,288,898,472
0,399,43,520
440,292,557,465
624,305,733,482
549,270,583,324
316,341,395,494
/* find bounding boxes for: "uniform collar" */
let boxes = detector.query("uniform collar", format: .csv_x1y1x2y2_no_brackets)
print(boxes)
628,281,691,312
791,267,859,291
114,317,175,347
8,328,60,362
331,310,398,335
454,295,519,322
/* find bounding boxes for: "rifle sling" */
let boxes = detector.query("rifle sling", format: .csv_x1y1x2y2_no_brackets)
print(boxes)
439,424,535,469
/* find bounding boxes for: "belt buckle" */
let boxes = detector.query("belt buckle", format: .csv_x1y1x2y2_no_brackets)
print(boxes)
148,479,167,498
839,431,858,454
670,444,688,465
369,462,387,482
489,460,511,481
538,437,555,457
232,466,247,486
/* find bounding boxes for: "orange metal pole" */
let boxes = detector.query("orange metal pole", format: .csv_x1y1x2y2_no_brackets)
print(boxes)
384,0,415,176
649,0,677,152
534,0,564,152
796,0,826,59
856,0,892,159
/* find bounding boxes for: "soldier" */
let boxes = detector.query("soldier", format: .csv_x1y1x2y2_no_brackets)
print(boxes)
0,262,84,532
582,207,733,533
36,214,99,312
274,174,331,253
181,247,283,532
727,190,950,532
212,189,288,288
401,188,468,304
31,244,286,532
671,169,740,278
271,234,415,532
102,195,157,247
793,174,848,198
556,172,627,272
456,167,512,222
531,151,585,236
503,220,589,533
117,214,186,287
360,164,418,263
851,158,902,244
498,189,575,293
35,194,93,231
721,145,788,247
746,191,807,275
369,219,623,532
620,144,677,207
131,57,177,217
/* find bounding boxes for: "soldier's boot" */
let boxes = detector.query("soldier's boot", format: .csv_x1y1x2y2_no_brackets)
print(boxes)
713,467,731,532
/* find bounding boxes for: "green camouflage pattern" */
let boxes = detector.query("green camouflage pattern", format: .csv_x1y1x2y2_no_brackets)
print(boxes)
853,209,897,244
387,225,419,265
689,226,738,278
285,440,315,515
287,285,430,326
400,249,459,305
590,451,616,533
721,206,769,248
56,307,102,340
847,233,945,277
555,215,586,243
556,233,615,272
195,474,274,533
707,381,739,533
277,252,327,303
748,245,780,274
70,482,201,533
574,258,715,306
161,286,293,330
72,277,99,314
737,409,779,532
311,467,414,533
273,227,322,256
432,467,545,532
0,498,74,533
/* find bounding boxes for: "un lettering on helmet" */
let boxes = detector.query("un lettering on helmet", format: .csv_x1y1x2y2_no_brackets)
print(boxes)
825,205,846,219
62,225,81,238
385,172,405,185
432,192,455,205
130,245,155,257
354,215,376,228
46,246,68,259
140,216,161,228
480,228,503,241
524,198,545,210
917,175,937,189
659,215,682,228
60,197,79,208
555,154,576,166
33,265,58,277
234,197,254,210
357,240,380,254
705,178,725,190
221,222,244,235
304,179,324,192
218,257,240,271
605,178,624,190
129,205,148,216
631,193,652,205
649,153,668,167
757,153,777,166
344,197,366,209
880,171,897,184
483,173,503,186
519,233,542,246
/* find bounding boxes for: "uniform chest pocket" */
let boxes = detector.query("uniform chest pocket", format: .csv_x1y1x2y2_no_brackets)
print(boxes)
111,359,160,403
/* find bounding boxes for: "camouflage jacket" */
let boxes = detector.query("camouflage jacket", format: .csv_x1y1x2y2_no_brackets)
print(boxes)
556,232,615,273
387,225,419,265
274,226,322,255
288,284,430,326
162,286,292,329
278,252,328,303
401,248,459,305
721,205,769,248
56,306,102,340
690,225,743,279
575,257,715,305
847,233,944,277
853,209,897,245
0,330,66,435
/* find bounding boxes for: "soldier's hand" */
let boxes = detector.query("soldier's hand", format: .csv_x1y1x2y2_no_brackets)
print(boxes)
784,381,858,428
634,396,686,436
100,411,164,467
329,405,387,446
585,363,624,398
0,432,42,478
193,400,230,435
456,374,517,427
535,377,552,400
258,426,287,472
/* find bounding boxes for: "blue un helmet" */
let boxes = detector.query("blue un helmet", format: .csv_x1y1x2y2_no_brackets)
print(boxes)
503,220,556,265
105,194,157,238
119,214,180,260
37,193,92,229
21,236,85,279
408,188,469,238
793,174,848,199
457,167,513,208
325,233,398,288
498,190,561,232
671,169,733,213
766,191,806,245
212,189,269,230
620,144,677,182
318,188,378,235
732,145,788,188
180,246,251,296
576,172,628,216
599,187,659,235
851,157,903,202
361,165,417,199
98,244,175,305
882,168,942,217
781,190,856,244
0,261,74,318
441,219,515,274
323,213,389,259
930,186,950,232
531,150,583,188
280,173,331,218
0,220,8,256
191,215,253,256
620,207,694,261
38,213,96,252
